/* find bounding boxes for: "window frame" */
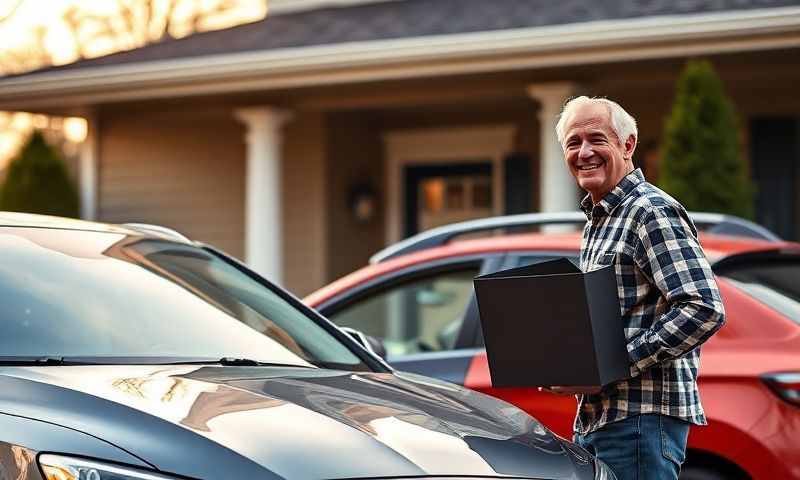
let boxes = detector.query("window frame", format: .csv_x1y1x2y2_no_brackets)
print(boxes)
201,243,390,372
317,254,504,353
711,249,800,326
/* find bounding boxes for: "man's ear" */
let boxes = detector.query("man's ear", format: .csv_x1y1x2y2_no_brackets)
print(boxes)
624,134,637,161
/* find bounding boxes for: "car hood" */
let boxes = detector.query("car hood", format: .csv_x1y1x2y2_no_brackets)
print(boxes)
0,366,590,480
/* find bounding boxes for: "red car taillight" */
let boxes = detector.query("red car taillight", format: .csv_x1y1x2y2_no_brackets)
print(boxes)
763,373,800,407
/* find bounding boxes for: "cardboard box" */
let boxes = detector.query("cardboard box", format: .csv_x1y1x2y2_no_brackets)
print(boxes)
473,257,629,388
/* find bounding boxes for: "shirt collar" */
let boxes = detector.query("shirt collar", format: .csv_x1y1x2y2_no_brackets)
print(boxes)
580,168,645,219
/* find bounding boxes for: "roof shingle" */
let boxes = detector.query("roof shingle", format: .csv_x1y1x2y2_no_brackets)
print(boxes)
19,0,800,74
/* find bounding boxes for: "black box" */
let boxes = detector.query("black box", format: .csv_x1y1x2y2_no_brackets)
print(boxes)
473,257,629,388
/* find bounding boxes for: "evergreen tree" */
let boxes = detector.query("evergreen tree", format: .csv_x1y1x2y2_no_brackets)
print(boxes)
658,60,755,218
0,130,80,217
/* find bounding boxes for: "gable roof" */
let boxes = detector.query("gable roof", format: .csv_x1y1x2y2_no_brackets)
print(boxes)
36,0,800,73
1,0,799,111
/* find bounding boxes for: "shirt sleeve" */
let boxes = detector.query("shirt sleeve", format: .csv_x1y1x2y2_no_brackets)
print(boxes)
625,205,726,373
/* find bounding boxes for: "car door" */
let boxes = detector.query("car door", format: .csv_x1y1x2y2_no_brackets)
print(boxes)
318,255,503,385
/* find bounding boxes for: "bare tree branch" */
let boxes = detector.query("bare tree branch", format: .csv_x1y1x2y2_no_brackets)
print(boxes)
159,0,179,41
5,0,266,72
0,26,53,75
0,0,24,24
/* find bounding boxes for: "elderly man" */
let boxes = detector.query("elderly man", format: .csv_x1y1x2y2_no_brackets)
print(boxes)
546,97,725,480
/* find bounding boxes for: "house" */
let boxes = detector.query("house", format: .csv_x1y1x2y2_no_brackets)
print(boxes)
0,0,798,296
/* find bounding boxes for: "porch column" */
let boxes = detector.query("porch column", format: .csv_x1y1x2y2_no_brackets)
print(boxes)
79,114,99,220
234,107,292,284
527,83,580,212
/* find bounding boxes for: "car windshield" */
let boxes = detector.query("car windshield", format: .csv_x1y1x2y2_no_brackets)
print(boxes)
722,259,800,325
0,227,369,370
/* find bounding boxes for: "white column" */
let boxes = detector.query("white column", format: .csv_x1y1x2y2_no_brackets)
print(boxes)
527,83,581,213
79,114,98,220
234,107,292,284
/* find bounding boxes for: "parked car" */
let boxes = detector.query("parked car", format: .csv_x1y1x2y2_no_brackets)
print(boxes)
305,212,800,480
0,213,614,480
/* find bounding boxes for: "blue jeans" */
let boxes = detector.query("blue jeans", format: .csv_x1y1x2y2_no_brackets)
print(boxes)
574,414,690,480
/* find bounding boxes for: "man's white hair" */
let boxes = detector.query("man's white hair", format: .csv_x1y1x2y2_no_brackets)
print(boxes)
555,96,638,147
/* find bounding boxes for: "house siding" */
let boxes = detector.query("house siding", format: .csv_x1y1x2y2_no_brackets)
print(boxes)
326,111,385,282
98,110,246,259
283,110,329,295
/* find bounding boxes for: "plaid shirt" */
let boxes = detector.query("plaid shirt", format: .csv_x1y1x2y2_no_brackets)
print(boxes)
575,169,725,435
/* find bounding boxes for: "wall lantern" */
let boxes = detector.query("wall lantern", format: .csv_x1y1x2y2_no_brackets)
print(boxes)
348,183,378,224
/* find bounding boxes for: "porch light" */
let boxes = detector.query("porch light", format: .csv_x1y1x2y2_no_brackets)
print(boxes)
63,117,88,143
348,183,378,223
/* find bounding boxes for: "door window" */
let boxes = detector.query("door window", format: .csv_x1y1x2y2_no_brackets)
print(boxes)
418,175,493,232
328,267,480,356
721,260,800,325
404,163,493,236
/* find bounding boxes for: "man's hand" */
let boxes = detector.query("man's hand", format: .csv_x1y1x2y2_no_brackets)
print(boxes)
538,386,601,395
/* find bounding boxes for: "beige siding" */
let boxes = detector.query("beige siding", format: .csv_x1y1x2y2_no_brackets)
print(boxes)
282,111,329,296
326,111,385,282
98,107,329,296
98,110,246,258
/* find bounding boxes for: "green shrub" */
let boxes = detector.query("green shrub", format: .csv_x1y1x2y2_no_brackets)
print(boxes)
658,60,755,218
0,130,80,217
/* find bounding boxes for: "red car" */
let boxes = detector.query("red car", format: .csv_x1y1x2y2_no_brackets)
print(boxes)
305,212,800,480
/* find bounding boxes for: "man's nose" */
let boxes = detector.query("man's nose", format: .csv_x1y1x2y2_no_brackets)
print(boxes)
578,141,594,159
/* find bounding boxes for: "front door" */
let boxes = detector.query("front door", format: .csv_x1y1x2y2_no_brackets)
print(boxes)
404,162,493,237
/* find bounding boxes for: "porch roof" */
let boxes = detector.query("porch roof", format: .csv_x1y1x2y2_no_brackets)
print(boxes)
24,0,800,72
1,0,799,112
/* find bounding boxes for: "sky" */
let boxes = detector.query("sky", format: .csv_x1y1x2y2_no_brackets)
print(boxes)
0,0,92,64
0,0,267,66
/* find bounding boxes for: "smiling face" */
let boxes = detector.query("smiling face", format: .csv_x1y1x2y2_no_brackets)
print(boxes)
561,102,636,203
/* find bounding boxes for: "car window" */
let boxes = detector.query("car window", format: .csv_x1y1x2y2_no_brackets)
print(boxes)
721,261,800,325
328,266,480,356
0,228,369,371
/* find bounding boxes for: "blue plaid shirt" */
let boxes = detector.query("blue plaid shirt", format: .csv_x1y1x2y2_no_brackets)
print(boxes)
575,169,725,435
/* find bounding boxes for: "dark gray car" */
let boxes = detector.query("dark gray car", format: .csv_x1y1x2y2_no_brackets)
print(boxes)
0,214,614,480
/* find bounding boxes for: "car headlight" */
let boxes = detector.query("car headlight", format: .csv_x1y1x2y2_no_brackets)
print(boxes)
594,458,617,480
39,454,180,480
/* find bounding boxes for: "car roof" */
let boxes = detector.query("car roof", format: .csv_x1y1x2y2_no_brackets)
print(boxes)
0,212,131,233
304,231,800,307
0,212,191,243
370,211,783,263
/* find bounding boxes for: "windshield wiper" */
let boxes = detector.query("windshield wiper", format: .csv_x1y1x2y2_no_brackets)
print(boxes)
0,356,314,368
159,357,314,368
0,356,128,366
0,356,66,366
217,357,264,366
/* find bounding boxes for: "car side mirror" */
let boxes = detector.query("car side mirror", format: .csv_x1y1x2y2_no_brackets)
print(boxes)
341,327,387,359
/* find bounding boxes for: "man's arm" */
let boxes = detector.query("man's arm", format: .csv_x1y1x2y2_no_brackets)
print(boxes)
626,205,725,374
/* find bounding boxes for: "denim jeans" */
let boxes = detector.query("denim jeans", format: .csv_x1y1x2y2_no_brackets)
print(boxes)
574,414,690,480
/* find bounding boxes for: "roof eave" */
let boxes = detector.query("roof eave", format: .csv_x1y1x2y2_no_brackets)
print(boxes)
1,6,799,111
